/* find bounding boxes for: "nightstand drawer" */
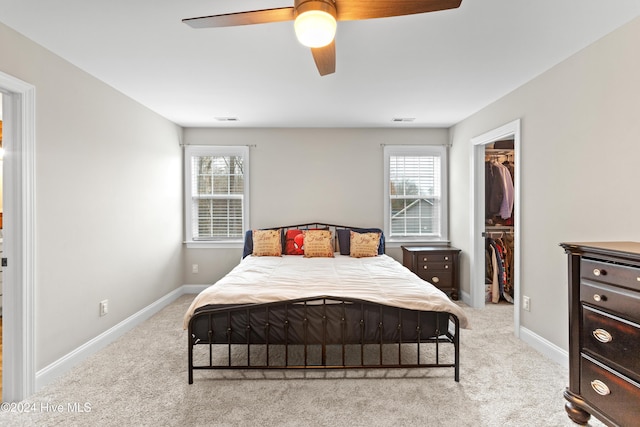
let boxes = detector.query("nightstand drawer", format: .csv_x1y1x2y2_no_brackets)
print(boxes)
580,354,640,427
582,306,640,377
416,254,453,263
582,259,640,292
581,281,640,321
416,261,452,271
417,271,452,287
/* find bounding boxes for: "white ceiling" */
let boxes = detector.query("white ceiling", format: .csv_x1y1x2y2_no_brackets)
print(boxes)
0,1,639,128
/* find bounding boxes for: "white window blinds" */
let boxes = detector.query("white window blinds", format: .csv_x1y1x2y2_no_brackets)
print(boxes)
384,145,448,241
185,146,249,244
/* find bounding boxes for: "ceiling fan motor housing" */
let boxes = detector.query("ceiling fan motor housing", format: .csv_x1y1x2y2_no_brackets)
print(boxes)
294,0,337,19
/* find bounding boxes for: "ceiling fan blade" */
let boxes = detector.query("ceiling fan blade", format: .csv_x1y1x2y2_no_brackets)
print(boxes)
335,0,462,21
183,7,295,28
311,41,336,76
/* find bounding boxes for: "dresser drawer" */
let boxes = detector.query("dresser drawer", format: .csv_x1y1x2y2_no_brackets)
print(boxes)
580,354,640,427
582,306,640,377
581,281,640,321
582,259,640,292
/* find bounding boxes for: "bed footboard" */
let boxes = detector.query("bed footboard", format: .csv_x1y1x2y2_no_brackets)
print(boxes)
188,296,460,383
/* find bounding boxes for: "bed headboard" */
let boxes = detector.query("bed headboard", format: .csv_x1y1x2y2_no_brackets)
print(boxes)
242,223,385,258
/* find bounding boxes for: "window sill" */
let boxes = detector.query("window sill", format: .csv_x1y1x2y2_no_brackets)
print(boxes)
385,239,450,248
185,241,244,249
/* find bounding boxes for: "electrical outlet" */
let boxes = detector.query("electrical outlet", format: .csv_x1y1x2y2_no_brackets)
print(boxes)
523,296,530,312
192,264,199,274
100,299,109,316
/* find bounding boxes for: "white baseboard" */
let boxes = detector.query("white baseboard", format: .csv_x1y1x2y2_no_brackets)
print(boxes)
35,284,204,391
34,285,569,391
519,326,568,369
182,284,209,294
459,290,472,306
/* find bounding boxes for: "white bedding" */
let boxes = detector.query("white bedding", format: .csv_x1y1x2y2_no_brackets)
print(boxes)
183,254,469,329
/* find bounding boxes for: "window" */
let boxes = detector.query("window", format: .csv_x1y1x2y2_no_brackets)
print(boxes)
383,145,448,242
184,145,249,247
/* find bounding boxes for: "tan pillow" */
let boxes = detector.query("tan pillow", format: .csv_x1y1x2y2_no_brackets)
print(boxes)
350,231,380,258
252,229,282,257
303,229,334,258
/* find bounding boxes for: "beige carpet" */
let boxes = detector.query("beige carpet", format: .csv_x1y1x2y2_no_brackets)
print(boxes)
0,295,604,426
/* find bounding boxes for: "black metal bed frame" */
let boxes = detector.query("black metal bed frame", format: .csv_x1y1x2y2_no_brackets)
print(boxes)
187,222,461,383
188,295,460,383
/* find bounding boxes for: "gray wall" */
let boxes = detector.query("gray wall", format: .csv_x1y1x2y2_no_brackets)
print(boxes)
0,22,184,369
449,16,640,350
182,127,449,284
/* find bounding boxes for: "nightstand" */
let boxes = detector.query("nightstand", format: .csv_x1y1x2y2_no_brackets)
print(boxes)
402,246,461,300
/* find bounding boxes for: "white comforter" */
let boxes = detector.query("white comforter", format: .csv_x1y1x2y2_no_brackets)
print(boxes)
183,254,469,329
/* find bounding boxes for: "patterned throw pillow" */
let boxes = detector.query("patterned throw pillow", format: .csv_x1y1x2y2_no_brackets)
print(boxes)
284,229,305,255
252,229,282,257
303,229,334,258
349,231,380,258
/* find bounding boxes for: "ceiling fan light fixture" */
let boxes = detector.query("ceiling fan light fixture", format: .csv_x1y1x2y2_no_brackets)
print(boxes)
294,1,337,48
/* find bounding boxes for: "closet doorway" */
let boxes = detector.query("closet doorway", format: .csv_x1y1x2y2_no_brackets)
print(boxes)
470,119,521,337
1,93,3,401
0,71,36,402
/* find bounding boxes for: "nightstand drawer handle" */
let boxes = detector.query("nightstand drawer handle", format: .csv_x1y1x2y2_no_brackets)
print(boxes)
444,256,449,261
593,268,603,277
593,294,607,302
422,257,428,262
593,328,612,343
591,379,610,396
431,276,440,283
445,265,449,269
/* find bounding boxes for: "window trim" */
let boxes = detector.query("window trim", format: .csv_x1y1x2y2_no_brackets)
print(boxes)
383,145,448,245
184,145,250,248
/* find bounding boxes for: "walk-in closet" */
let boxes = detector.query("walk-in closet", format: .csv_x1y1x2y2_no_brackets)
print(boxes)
484,139,515,304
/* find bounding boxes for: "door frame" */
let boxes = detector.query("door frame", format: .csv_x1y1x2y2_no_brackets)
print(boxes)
470,119,521,337
1,71,36,401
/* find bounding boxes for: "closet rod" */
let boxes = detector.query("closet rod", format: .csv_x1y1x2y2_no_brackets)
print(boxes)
483,230,513,238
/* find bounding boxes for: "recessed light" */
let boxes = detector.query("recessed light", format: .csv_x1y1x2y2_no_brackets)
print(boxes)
215,117,239,122
392,117,415,122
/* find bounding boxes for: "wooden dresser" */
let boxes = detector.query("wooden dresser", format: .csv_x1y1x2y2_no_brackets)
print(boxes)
560,242,640,426
401,246,460,300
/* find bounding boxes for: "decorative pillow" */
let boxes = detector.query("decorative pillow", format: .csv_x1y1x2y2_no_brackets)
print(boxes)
349,231,381,258
337,228,385,255
284,229,305,255
303,229,334,258
252,229,282,257
243,230,254,258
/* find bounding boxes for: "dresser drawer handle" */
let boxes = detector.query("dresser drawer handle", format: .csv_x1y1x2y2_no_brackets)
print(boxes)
431,276,440,283
422,257,428,262
593,328,612,343
423,265,428,270
445,265,449,269
590,380,611,396
444,256,449,261
592,268,604,277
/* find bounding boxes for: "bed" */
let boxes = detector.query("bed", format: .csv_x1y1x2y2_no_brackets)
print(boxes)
185,223,469,383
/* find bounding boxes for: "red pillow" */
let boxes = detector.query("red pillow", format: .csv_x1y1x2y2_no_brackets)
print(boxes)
284,229,304,255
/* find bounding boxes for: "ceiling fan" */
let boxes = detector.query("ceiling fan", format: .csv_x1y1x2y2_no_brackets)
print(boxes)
183,0,462,76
